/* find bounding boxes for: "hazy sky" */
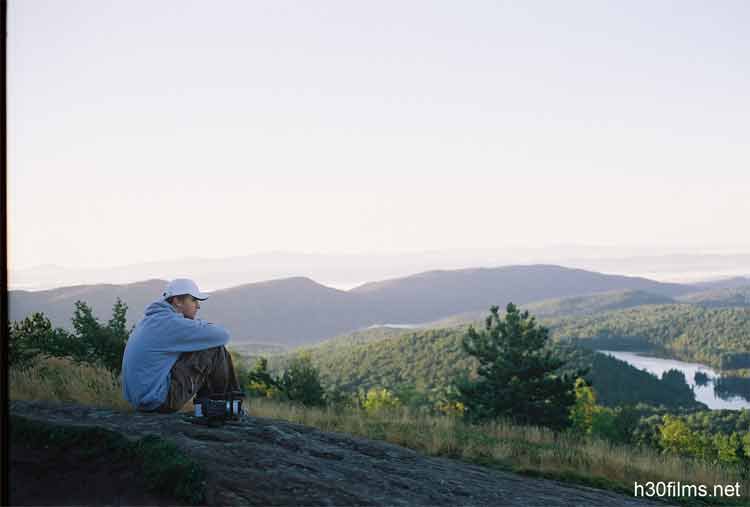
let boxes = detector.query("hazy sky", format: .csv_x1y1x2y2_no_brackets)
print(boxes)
9,0,750,270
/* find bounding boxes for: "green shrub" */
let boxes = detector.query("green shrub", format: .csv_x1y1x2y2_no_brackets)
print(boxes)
241,357,285,399
362,387,402,415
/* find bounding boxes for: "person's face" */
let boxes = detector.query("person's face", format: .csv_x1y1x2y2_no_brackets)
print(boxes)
173,295,200,319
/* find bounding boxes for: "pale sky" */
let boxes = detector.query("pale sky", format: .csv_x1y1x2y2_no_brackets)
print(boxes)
9,0,750,270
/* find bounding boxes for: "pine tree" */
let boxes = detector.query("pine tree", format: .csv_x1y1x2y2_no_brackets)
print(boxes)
9,300,131,375
280,354,326,407
8,313,63,370
454,303,580,430
70,299,131,375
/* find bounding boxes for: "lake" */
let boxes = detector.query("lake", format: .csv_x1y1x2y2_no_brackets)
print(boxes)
597,350,750,410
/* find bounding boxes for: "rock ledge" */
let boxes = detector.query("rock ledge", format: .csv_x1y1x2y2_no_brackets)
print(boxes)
10,400,670,506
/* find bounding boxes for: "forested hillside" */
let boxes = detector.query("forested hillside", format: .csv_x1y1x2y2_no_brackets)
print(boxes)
550,304,750,370
525,290,675,318
419,289,676,329
264,326,704,411
676,286,750,308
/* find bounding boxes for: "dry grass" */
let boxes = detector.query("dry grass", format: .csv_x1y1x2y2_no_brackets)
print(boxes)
10,358,750,502
10,356,132,411
9,356,194,414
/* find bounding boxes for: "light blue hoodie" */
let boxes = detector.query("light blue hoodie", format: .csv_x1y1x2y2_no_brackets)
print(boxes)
121,299,230,411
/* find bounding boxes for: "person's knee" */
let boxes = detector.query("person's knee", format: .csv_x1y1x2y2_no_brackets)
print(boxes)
215,345,232,359
192,346,224,360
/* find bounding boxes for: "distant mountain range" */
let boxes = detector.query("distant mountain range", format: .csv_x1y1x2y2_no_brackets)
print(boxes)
689,276,750,291
8,279,166,333
9,264,721,347
349,265,691,324
10,249,750,291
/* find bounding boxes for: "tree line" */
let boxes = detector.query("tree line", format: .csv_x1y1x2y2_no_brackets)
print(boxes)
9,300,130,375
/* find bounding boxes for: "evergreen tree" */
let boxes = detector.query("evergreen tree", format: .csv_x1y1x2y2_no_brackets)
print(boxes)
279,354,326,407
454,303,580,430
8,313,66,370
69,299,131,375
9,300,131,375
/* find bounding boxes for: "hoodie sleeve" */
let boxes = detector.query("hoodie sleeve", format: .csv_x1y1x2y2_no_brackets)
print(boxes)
151,313,230,353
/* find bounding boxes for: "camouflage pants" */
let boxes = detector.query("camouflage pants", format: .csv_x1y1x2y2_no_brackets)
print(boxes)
156,346,242,413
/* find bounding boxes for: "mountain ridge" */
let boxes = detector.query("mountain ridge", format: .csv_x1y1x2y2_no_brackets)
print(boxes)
8,264,702,347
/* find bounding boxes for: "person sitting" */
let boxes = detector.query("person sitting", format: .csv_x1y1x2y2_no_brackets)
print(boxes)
121,278,244,415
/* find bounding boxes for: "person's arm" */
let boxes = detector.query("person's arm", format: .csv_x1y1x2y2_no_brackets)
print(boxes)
153,314,230,352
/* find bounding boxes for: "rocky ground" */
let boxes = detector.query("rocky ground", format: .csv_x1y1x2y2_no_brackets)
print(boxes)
10,400,672,506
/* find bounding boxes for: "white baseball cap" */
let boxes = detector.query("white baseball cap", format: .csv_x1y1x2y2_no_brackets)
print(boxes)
162,278,209,301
